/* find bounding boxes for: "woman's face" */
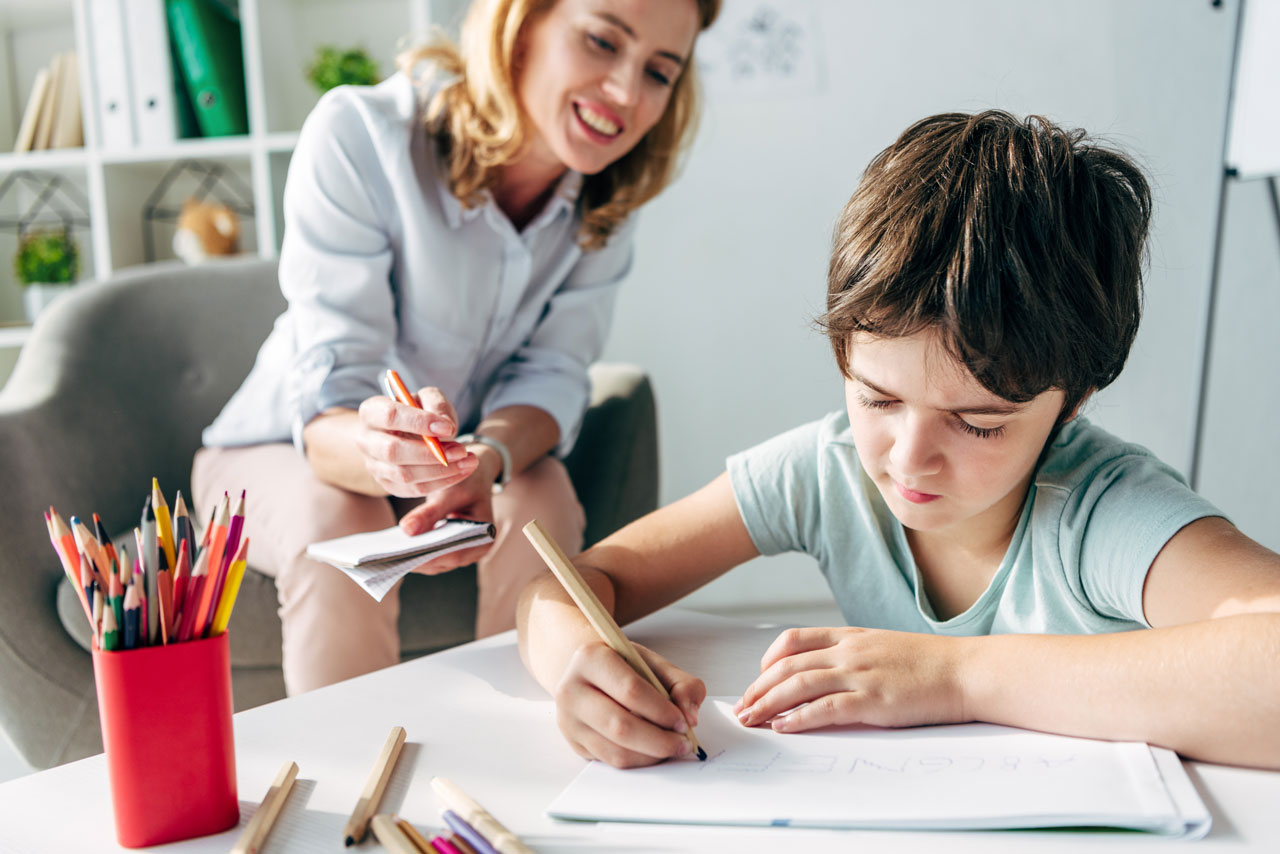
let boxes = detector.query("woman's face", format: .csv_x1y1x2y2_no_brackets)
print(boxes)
514,0,700,177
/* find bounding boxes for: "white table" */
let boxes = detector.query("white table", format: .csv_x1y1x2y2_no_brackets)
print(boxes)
3,608,1278,852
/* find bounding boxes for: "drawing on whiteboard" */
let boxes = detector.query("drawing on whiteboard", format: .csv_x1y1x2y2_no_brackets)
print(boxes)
697,0,823,99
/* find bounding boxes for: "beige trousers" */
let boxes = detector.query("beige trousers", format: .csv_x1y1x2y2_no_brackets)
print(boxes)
191,443,584,695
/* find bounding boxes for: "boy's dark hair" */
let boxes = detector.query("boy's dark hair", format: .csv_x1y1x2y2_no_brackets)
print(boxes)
819,111,1152,421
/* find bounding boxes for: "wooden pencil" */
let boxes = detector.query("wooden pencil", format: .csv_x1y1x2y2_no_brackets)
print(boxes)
342,725,407,845
151,477,177,572
210,537,249,636
521,518,707,762
231,760,298,854
429,778,532,854
370,814,420,854
396,818,439,854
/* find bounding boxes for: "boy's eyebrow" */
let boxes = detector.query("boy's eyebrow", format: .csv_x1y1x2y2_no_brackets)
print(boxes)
594,12,688,65
850,371,1026,416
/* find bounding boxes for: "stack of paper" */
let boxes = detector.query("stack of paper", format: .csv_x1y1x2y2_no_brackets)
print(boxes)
549,699,1211,838
307,520,495,601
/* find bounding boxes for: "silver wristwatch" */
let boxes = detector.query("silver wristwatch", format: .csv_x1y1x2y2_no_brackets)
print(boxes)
456,433,512,494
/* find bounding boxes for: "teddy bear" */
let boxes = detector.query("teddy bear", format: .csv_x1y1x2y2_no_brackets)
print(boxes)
172,197,241,264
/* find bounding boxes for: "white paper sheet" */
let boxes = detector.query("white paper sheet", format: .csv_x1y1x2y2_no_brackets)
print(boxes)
306,520,494,601
549,699,1211,838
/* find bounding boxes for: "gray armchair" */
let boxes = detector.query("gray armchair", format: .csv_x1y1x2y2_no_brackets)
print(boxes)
0,257,658,770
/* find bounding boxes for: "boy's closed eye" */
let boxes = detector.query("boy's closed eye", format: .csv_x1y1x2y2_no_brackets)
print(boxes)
853,391,1008,440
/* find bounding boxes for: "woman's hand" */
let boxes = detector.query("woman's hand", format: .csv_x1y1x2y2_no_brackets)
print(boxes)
732,627,968,733
356,386,476,498
554,641,705,768
398,459,498,573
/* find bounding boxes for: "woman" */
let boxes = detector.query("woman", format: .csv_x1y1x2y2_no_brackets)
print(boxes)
194,0,720,694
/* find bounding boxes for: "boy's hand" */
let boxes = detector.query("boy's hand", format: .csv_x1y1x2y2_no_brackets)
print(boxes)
732,627,967,732
554,641,705,768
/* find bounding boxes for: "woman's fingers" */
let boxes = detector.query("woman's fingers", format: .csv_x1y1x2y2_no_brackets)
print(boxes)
409,542,494,575
414,386,458,437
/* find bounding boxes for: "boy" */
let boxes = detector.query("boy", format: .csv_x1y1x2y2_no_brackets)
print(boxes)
517,111,1280,770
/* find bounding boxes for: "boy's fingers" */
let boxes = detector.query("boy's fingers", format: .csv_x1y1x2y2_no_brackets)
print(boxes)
557,662,688,766
759,626,838,672
739,647,835,714
576,645,689,735
738,666,846,728
770,692,863,734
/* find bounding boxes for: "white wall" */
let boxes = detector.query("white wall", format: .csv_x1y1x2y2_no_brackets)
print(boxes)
601,0,1247,610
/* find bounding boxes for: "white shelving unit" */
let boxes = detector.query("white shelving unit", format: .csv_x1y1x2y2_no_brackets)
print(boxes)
0,0,464,355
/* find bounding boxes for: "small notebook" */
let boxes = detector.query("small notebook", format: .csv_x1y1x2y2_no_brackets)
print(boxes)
306,520,495,602
549,699,1212,838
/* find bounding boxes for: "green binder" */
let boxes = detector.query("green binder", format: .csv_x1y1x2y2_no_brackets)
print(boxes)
166,0,249,137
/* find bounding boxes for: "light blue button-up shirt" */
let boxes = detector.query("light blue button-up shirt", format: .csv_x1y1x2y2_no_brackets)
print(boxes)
203,73,636,456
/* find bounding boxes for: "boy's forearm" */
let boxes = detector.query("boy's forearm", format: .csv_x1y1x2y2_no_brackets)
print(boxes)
959,612,1280,768
516,564,617,694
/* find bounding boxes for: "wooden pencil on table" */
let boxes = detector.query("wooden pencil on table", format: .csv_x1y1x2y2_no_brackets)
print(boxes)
369,814,420,854
430,778,533,854
396,818,440,854
231,760,298,854
521,518,708,762
342,725,407,846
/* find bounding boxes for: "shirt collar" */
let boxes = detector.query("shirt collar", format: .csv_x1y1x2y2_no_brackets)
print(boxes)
436,168,583,231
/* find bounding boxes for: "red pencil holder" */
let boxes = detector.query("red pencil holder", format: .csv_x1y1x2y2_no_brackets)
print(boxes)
92,632,240,848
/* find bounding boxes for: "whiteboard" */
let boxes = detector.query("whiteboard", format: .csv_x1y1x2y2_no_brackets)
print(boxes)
1225,0,1280,178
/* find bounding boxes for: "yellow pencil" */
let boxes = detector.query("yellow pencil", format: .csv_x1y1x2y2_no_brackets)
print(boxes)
151,477,177,571
210,537,249,636
522,518,706,762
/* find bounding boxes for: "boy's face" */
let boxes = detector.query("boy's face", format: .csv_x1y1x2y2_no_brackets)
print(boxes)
844,329,1065,543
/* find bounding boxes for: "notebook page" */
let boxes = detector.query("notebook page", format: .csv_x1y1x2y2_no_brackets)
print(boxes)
549,699,1208,836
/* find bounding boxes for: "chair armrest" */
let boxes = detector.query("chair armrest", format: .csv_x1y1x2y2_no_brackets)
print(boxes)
566,363,659,548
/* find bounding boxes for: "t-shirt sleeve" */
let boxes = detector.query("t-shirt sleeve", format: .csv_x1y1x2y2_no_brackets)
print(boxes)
726,419,826,560
1062,453,1225,626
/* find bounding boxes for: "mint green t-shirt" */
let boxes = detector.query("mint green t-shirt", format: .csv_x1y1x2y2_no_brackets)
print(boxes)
727,413,1224,635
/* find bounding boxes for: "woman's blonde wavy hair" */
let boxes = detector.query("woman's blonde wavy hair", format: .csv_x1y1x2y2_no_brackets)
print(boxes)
398,0,720,251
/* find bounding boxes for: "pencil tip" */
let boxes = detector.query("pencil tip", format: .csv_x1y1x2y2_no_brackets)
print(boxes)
696,746,707,761
344,836,355,847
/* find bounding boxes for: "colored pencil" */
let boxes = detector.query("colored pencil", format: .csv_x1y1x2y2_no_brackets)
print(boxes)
173,490,196,566
442,811,499,854
122,582,140,650
396,819,440,854
70,517,108,590
369,815,419,854
385,368,450,467
231,760,298,854
172,539,191,620
194,494,231,637
522,518,708,762
342,725,407,846
210,537,248,636
100,602,119,651
431,836,463,854
429,778,532,854
176,548,210,643
151,477,177,572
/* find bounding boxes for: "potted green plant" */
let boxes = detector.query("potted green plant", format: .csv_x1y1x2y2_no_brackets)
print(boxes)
305,45,381,93
14,227,80,322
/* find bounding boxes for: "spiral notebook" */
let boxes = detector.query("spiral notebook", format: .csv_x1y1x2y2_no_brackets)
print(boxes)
306,520,495,601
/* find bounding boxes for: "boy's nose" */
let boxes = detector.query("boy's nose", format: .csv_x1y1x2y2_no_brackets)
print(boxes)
890,417,943,479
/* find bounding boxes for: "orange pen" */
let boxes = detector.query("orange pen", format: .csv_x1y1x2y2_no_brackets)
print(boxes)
383,368,450,467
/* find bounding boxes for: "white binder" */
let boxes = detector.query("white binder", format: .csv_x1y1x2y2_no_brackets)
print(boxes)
122,0,178,146
85,0,136,150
